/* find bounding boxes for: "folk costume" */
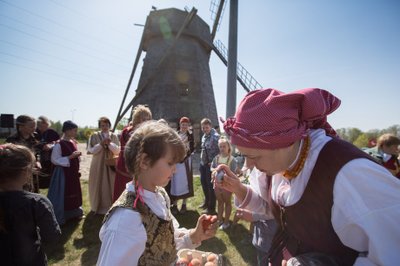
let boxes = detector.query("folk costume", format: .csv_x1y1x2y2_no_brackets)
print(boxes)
48,138,83,225
113,126,135,202
169,124,195,200
224,88,400,265
35,127,60,188
87,131,120,214
98,182,200,265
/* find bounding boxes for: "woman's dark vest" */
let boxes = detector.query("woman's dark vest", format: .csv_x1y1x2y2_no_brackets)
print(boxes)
268,137,377,266
104,188,177,266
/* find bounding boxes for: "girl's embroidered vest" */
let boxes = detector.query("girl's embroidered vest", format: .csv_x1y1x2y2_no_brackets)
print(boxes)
104,188,177,266
267,137,378,266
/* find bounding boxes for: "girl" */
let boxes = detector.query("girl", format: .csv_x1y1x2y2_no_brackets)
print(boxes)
211,137,238,230
113,104,152,201
0,143,61,265
48,120,83,225
169,116,195,215
87,117,120,214
98,121,217,265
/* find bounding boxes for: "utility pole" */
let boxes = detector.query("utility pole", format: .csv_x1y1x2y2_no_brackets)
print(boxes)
226,0,238,118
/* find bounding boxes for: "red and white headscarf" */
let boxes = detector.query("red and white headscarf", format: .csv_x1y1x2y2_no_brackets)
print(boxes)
223,88,340,149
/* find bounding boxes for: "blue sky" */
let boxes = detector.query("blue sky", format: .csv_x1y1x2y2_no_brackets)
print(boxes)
0,0,399,131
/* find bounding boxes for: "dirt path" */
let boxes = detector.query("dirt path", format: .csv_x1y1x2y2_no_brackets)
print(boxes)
77,143,91,180
77,143,200,178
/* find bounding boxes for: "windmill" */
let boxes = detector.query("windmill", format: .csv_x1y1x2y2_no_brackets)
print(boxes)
113,0,262,143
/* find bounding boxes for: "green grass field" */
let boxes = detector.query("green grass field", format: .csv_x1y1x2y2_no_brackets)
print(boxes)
42,177,257,266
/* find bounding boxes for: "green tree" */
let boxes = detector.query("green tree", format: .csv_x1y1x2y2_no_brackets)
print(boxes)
353,133,369,148
51,120,62,134
116,117,129,131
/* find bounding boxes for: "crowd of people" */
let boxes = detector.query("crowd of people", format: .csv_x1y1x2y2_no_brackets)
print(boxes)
1,87,400,265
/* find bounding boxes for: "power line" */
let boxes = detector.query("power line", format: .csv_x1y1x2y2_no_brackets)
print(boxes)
47,0,135,43
0,0,134,55
0,13,133,64
0,50,125,88
0,58,121,94
0,23,132,69
0,39,127,80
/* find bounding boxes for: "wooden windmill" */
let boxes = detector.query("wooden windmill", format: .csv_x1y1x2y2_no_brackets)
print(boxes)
114,0,262,143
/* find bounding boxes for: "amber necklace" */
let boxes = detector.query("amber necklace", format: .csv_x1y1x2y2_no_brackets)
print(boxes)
283,135,311,179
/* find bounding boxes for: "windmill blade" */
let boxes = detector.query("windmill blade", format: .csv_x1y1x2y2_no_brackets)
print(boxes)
210,0,226,41
112,19,147,131
213,39,262,92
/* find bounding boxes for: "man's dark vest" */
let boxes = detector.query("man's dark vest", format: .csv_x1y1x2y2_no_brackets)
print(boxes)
268,137,377,266
104,188,177,265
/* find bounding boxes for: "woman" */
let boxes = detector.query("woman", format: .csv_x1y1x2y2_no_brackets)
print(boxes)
113,104,152,201
48,120,83,225
217,88,400,265
169,116,195,214
87,117,120,214
35,115,60,188
6,115,40,192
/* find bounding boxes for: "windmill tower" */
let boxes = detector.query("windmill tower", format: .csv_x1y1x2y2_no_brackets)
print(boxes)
132,8,218,131
114,2,262,145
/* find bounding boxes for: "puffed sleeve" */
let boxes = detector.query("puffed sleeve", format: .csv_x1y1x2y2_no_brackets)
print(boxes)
98,208,146,266
51,143,70,167
332,158,400,265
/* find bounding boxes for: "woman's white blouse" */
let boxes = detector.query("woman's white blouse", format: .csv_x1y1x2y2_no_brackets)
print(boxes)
236,129,400,265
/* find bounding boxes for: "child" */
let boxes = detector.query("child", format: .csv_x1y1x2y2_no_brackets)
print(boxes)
48,120,83,225
169,116,195,215
98,121,217,265
113,104,152,201
211,137,238,229
366,133,400,178
0,143,61,265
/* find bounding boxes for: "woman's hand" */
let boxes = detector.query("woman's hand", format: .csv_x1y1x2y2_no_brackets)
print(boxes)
214,164,247,201
69,151,82,159
190,214,218,244
234,208,254,222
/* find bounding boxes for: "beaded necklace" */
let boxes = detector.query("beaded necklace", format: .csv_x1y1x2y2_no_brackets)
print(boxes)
283,135,310,179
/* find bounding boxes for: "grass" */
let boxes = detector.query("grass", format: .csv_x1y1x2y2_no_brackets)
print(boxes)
42,177,257,266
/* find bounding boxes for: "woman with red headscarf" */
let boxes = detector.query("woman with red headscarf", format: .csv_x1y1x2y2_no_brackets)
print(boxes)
216,88,400,266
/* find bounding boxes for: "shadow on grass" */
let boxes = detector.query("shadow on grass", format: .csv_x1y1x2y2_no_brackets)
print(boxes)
45,218,81,263
225,222,257,266
74,211,104,266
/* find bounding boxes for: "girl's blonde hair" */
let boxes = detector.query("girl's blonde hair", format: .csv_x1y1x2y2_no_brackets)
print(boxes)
124,120,186,180
0,144,35,183
131,104,152,128
218,137,232,155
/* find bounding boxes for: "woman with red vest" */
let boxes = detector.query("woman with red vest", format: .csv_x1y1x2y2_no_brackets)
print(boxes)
216,88,400,265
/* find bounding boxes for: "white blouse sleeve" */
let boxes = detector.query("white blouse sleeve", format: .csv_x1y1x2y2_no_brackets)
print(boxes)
97,208,146,266
108,142,120,155
234,186,274,220
87,135,103,155
332,158,400,265
51,143,70,167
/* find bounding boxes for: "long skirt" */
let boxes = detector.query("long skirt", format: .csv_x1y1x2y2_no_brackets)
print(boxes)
170,157,194,200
